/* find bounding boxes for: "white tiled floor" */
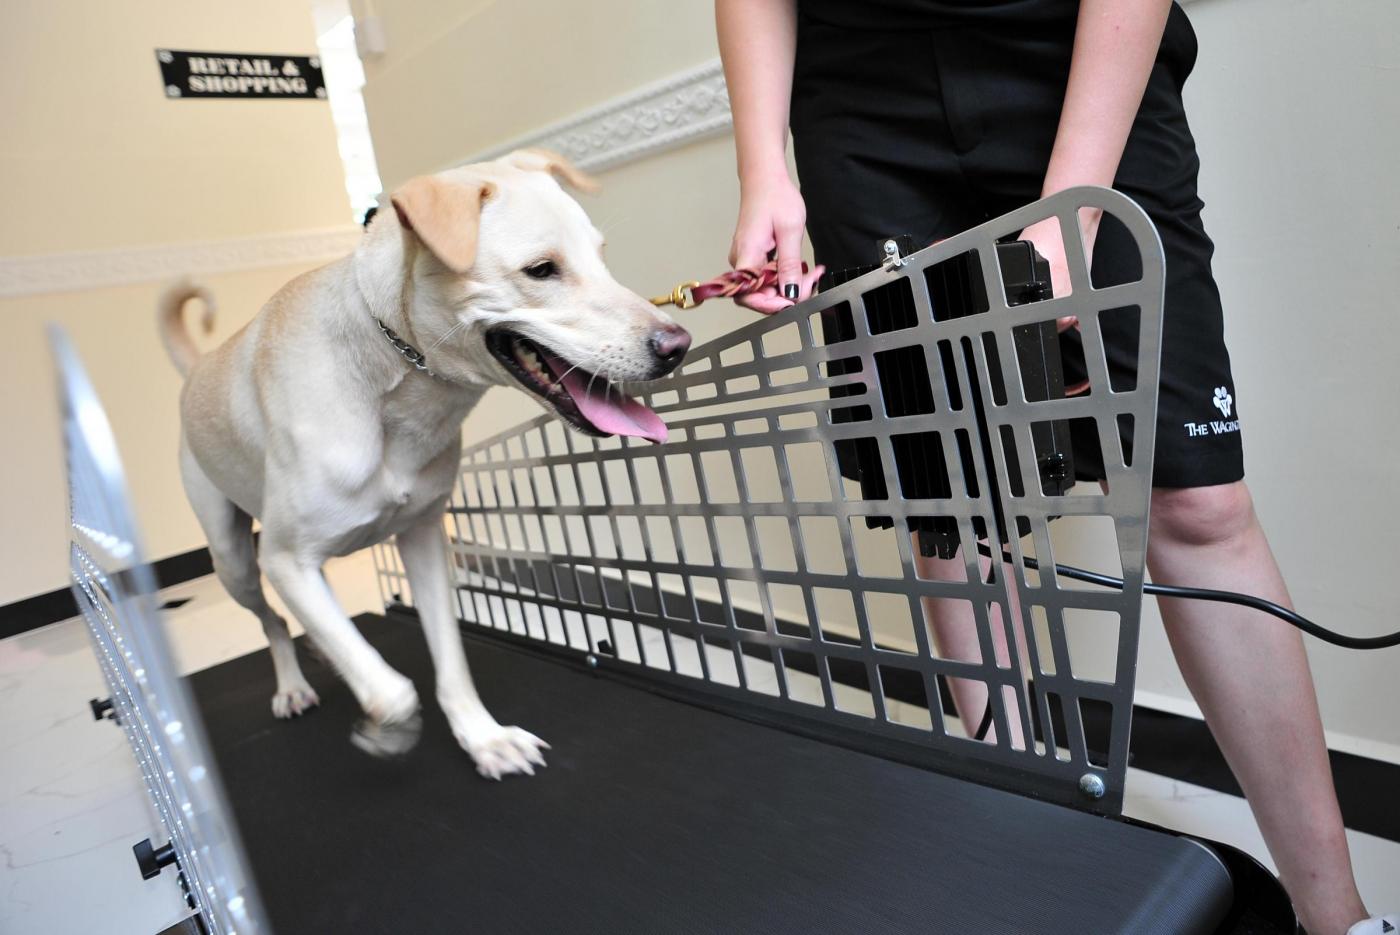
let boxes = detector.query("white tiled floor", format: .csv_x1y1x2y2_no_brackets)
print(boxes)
2,552,1397,934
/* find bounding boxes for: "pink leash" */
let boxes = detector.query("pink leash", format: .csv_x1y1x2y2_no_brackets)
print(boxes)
652,261,1087,395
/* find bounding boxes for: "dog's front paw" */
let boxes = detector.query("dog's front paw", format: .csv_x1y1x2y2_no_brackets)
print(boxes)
350,675,422,758
352,710,423,758
271,682,320,719
460,723,550,780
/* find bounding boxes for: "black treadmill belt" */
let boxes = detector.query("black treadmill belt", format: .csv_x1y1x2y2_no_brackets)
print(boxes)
190,614,1231,934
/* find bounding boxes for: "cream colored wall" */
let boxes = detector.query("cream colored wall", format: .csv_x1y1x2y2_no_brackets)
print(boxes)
359,0,1400,753
1,1,351,254
1137,0,1400,752
359,0,721,189
0,1,353,605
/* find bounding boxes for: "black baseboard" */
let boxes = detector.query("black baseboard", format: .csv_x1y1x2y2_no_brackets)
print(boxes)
0,545,216,640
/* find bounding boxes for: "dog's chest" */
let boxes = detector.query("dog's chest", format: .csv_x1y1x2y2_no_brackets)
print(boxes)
379,397,467,504
321,455,455,555
319,382,476,554
385,435,458,504
376,381,472,477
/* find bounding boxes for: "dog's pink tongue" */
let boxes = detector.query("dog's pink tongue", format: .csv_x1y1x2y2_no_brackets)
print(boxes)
547,355,668,444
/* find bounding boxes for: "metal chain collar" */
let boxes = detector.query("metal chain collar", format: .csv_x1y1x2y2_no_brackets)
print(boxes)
374,318,446,382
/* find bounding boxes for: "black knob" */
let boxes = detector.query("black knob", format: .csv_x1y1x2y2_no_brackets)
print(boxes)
89,697,114,721
133,838,178,880
1038,451,1070,484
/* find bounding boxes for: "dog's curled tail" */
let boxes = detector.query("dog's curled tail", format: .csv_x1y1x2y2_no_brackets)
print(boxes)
157,279,216,377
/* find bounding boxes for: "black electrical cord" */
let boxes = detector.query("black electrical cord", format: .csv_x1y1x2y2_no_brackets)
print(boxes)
973,703,995,742
973,542,1400,650
965,541,1400,743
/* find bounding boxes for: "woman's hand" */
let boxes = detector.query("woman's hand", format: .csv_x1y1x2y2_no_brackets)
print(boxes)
728,171,823,314
1019,211,1100,396
1017,211,1101,332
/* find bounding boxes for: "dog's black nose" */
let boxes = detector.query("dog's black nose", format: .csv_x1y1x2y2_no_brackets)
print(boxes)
650,324,691,374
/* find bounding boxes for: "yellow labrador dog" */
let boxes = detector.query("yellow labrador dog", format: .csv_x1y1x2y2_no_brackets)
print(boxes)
158,149,689,778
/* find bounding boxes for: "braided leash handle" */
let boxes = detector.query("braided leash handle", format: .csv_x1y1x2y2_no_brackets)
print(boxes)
650,261,793,310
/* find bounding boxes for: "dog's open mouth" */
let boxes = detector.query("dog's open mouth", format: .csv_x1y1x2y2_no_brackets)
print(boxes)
486,331,667,444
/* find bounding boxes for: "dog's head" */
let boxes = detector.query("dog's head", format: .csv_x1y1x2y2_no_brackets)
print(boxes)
361,148,689,444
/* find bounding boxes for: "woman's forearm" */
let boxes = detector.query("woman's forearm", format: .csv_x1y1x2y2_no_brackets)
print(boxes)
716,0,798,187
1042,0,1173,224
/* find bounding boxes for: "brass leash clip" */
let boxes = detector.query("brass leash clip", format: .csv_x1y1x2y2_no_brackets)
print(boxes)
650,280,702,310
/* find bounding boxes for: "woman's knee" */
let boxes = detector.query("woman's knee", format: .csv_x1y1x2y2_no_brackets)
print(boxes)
1150,481,1256,548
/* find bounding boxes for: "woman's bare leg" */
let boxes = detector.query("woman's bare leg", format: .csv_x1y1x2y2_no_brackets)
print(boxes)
1148,481,1367,935
915,541,1027,747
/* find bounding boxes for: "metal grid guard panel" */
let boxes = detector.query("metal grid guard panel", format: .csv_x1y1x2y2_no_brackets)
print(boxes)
374,187,1164,814
51,327,269,935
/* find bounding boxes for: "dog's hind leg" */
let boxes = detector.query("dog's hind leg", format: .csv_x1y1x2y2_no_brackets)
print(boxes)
396,514,548,779
179,444,318,718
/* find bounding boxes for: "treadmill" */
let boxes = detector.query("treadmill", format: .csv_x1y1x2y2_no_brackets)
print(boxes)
55,188,1297,934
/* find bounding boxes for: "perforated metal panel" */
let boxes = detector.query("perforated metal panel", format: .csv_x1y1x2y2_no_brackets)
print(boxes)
375,187,1164,813
51,326,270,935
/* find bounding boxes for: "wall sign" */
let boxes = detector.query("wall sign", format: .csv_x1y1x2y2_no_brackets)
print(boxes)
155,49,326,100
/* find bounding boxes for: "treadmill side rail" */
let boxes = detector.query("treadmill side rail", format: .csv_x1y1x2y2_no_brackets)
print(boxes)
50,326,271,935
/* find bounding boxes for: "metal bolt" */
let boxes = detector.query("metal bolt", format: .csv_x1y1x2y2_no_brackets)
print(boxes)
585,654,599,669
1078,772,1106,800
880,239,905,271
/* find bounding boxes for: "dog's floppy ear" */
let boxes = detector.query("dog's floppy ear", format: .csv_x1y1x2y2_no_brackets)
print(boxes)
390,175,495,274
502,147,600,194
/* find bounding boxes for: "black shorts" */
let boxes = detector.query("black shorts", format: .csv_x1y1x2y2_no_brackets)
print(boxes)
790,1,1244,489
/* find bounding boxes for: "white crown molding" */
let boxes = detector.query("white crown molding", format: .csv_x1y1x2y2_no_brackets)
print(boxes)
0,226,363,300
461,58,732,173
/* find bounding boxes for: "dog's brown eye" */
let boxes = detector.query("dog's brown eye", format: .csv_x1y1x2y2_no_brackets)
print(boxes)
524,260,558,280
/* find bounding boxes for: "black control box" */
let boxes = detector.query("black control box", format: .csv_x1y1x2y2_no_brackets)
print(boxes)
818,238,1074,558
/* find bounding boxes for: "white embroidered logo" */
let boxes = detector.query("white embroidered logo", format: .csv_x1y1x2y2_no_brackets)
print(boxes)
1212,386,1233,418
